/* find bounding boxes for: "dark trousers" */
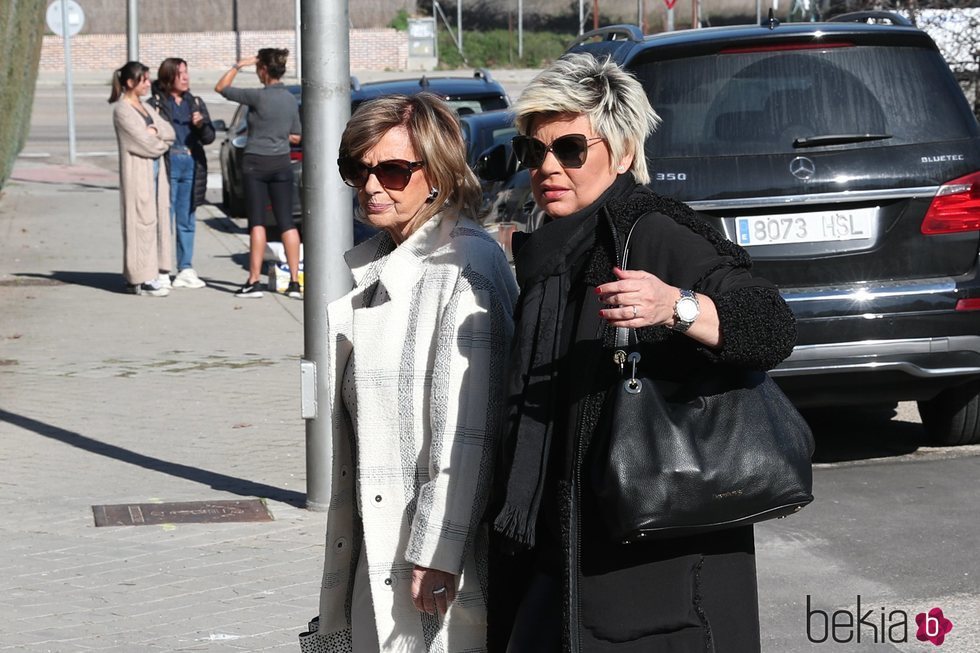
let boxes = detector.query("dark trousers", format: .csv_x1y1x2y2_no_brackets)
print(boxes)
505,572,561,653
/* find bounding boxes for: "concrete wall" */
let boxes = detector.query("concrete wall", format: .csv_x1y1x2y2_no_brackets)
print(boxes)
39,29,409,73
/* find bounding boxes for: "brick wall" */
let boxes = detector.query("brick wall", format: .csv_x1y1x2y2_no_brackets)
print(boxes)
40,29,408,72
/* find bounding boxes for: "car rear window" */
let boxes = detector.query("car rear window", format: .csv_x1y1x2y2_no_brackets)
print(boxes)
631,45,978,158
452,97,510,113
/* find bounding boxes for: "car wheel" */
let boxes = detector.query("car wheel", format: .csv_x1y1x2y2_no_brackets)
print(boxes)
917,379,980,446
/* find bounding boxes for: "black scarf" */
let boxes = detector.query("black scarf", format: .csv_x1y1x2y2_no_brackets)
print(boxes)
492,174,752,552
492,174,636,551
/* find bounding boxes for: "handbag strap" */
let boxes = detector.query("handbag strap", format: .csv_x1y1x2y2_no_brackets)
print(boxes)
614,217,645,349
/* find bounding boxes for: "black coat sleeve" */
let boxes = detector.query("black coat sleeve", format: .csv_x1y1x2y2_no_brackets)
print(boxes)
626,212,797,371
190,94,216,146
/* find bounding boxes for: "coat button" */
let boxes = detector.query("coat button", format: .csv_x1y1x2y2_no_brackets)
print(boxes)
384,578,392,586
335,537,348,550
373,494,383,505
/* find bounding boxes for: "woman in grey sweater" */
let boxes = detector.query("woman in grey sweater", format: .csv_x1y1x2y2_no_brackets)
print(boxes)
215,48,302,299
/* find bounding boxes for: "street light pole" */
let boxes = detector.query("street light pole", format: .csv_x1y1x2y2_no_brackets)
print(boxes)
518,0,523,59
301,0,352,511
294,0,302,80
233,0,241,62
126,0,138,62
60,0,76,165
457,0,463,59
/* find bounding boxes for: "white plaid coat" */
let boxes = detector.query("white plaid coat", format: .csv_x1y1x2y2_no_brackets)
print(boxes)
308,213,518,653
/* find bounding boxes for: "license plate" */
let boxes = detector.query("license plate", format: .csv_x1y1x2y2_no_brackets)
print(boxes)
735,208,874,247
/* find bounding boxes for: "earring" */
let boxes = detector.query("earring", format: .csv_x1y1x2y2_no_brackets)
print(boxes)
617,166,627,173
426,187,440,203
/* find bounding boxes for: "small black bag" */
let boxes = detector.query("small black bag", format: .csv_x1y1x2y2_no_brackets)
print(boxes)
590,219,815,543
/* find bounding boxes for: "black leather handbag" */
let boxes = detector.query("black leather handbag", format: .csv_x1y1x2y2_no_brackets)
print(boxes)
590,220,815,543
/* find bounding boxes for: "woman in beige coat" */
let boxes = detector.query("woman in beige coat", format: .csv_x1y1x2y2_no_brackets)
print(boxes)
110,61,175,296
300,94,518,653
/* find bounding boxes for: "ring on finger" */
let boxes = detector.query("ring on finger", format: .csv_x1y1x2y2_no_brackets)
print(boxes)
632,305,638,319
432,586,447,595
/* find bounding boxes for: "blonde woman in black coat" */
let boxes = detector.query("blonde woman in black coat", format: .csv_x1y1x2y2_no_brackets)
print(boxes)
489,53,797,653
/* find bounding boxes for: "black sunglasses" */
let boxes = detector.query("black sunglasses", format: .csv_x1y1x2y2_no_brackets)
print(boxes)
337,157,425,191
512,134,605,169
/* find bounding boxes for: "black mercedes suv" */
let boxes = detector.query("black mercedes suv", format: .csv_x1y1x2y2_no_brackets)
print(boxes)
519,15,980,444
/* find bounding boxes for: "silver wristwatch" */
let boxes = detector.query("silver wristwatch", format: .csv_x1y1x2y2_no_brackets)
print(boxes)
672,290,700,333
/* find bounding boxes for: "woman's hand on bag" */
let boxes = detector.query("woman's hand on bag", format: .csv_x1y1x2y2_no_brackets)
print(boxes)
598,267,723,348
597,267,677,328
411,565,456,616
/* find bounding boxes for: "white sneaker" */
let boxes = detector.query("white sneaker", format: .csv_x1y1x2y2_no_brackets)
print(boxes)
172,268,206,289
157,273,172,290
128,280,169,297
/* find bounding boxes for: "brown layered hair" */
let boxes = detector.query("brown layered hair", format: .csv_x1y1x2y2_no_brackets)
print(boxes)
339,92,483,236
156,57,187,96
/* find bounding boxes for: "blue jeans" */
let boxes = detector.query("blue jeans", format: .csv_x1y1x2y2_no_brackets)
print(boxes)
169,152,196,271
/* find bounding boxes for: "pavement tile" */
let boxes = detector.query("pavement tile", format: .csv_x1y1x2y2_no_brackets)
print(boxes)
1,162,323,650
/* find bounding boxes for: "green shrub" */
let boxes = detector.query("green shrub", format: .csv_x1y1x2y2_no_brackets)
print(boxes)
389,9,410,31
0,0,46,190
437,29,574,69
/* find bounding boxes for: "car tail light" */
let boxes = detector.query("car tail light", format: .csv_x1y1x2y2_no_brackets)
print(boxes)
921,171,980,235
290,149,303,162
955,298,980,311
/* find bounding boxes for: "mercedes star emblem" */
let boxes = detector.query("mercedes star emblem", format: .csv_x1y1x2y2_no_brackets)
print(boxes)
790,156,816,180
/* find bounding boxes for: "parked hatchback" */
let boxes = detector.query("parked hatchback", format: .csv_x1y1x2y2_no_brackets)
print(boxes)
486,15,980,444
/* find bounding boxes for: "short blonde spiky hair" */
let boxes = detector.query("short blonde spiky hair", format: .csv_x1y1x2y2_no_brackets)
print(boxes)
514,53,660,184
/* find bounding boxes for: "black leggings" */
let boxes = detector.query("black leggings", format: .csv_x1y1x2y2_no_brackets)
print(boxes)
242,153,295,232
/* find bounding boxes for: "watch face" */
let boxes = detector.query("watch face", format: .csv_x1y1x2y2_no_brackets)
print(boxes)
676,296,699,322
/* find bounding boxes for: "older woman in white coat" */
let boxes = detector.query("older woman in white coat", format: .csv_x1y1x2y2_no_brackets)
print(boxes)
109,61,175,296
299,93,518,653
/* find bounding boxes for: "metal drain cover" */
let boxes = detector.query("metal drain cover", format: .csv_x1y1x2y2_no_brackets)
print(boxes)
92,499,273,527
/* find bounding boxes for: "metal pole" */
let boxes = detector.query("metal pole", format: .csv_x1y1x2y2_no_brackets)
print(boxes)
126,0,138,62
233,0,241,62
457,0,463,59
637,0,642,28
294,0,302,80
756,0,762,25
301,0,352,511
61,0,76,165
594,0,599,30
692,0,699,28
518,0,523,60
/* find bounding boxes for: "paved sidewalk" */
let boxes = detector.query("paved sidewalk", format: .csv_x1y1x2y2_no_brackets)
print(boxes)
0,161,322,651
